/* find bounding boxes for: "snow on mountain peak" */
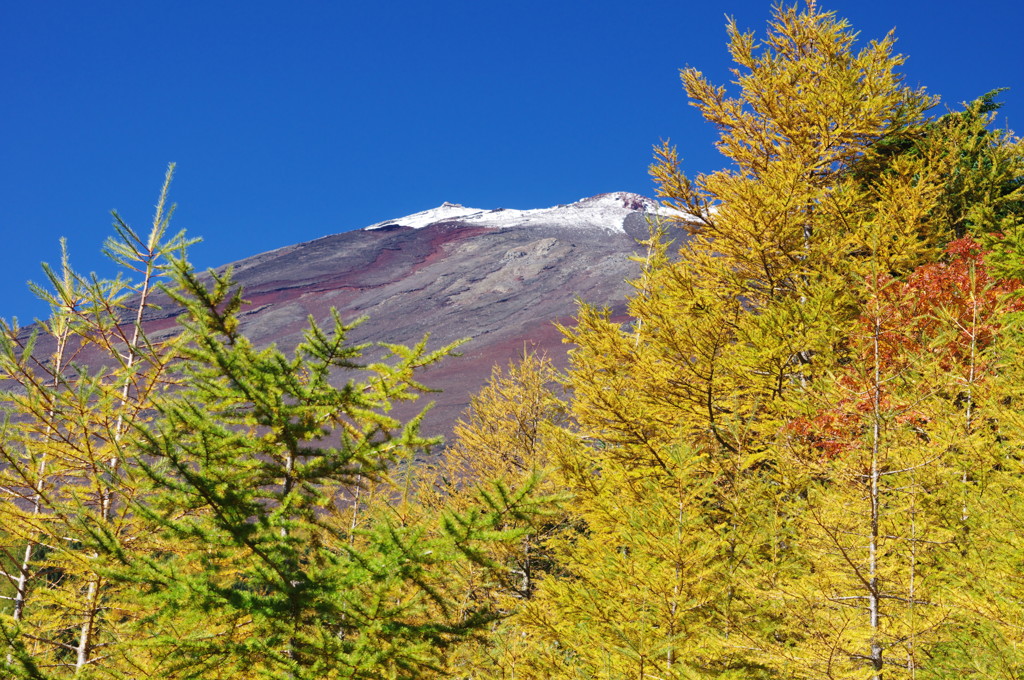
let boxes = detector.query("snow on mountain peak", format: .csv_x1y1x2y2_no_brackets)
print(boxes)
365,192,678,234
365,202,485,230
577,192,659,212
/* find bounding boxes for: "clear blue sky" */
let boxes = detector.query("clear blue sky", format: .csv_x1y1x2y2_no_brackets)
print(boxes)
2,1,1021,323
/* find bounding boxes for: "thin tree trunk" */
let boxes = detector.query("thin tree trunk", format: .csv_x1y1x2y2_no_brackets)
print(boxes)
7,325,73,680
77,224,164,674
962,263,979,525
12,331,68,624
76,577,100,674
907,485,918,679
869,314,883,679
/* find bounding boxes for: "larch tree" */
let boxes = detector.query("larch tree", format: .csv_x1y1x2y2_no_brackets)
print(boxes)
780,236,1024,678
417,354,572,678
0,165,194,678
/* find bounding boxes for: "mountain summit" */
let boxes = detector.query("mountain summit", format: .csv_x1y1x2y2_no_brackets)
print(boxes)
365,192,667,233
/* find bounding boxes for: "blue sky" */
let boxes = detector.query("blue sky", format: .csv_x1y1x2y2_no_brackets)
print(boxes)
2,1,1021,322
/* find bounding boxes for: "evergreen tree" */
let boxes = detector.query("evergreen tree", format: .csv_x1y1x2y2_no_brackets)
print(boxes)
0,171,541,679
123,258,542,679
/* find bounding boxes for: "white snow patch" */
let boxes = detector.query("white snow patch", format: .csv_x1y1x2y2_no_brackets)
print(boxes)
365,202,485,230
363,192,689,234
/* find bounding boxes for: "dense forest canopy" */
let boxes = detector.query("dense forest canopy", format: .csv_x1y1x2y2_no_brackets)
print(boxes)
2,3,1023,678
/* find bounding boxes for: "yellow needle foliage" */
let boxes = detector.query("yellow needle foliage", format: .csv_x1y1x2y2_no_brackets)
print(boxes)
474,4,1024,679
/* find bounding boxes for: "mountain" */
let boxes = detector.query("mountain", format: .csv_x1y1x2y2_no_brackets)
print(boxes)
57,192,685,444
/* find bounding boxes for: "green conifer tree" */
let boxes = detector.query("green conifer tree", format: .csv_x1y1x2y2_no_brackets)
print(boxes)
123,258,545,679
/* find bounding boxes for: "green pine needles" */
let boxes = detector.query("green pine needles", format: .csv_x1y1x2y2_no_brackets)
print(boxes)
128,262,469,679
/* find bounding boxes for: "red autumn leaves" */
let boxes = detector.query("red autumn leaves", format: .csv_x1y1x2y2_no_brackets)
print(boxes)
791,238,1023,459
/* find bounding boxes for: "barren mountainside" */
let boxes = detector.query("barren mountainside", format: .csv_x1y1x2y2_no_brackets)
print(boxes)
145,192,683,441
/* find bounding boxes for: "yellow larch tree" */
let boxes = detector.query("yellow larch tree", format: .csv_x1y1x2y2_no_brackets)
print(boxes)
501,4,1024,679
0,166,194,678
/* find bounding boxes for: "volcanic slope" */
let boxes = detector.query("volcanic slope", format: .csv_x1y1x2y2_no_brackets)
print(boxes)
149,192,684,441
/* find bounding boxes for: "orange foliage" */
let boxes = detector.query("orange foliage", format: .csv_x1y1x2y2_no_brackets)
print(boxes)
791,238,1023,458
